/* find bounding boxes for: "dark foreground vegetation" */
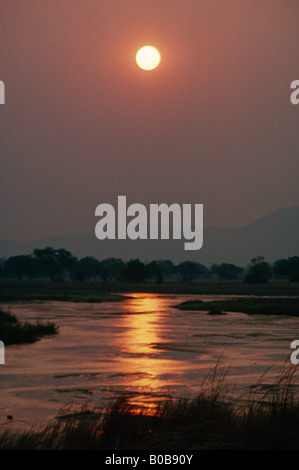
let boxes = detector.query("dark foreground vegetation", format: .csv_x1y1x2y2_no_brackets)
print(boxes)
1,364,298,450
0,308,58,345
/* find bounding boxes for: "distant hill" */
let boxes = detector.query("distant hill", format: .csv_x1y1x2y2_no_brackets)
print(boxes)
0,207,298,267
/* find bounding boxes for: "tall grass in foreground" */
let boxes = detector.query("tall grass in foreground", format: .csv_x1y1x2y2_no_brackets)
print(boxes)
1,362,298,450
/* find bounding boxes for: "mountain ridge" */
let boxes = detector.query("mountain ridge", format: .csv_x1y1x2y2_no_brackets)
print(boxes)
0,207,298,266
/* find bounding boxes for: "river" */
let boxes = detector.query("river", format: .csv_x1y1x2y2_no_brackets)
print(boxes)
0,293,298,430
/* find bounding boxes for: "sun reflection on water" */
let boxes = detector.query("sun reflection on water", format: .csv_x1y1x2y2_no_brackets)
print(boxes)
115,294,180,403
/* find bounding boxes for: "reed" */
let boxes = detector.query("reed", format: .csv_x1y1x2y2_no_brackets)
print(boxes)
0,362,298,450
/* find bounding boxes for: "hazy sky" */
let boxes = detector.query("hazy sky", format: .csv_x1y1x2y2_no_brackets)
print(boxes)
1,0,299,241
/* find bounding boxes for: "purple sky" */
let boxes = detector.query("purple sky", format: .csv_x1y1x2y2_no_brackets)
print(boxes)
1,0,299,241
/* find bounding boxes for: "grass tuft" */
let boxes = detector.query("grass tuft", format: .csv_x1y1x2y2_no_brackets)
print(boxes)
0,308,58,345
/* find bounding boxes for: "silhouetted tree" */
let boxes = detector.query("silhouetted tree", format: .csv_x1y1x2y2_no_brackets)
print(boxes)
211,263,244,280
99,258,125,281
146,261,163,283
123,259,147,282
273,256,299,282
158,260,176,279
244,257,272,284
56,248,78,279
0,258,7,278
176,261,209,282
4,255,40,280
76,257,101,281
33,247,77,280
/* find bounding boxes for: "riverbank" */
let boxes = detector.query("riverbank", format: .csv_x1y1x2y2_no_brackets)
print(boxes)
1,279,299,303
175,297,299,316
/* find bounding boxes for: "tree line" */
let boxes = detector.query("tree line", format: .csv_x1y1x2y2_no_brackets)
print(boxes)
0,247,298,283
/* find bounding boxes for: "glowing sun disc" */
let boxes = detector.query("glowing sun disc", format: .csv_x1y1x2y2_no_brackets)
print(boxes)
136,46,161,71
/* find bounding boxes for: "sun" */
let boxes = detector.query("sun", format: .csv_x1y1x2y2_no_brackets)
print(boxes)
136,46,161,71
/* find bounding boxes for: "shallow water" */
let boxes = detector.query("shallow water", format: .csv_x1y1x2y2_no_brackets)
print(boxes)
0,293,298,430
